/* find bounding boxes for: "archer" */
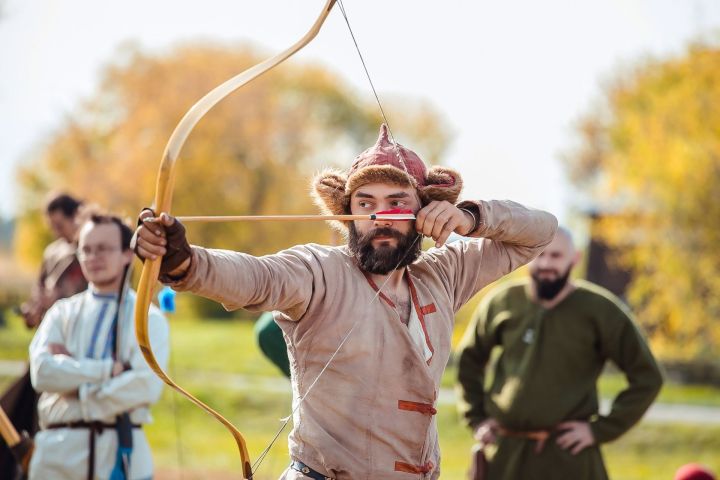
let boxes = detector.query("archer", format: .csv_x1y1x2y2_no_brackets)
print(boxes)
134,124,557,479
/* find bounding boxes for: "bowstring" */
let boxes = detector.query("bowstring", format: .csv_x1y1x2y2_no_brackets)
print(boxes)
253,1,420,473
336,0,410,174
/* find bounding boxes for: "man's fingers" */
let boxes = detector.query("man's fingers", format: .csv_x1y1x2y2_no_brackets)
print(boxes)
556,421,593,455
481,430,496,446
415,201,439,233
473,426,496,446
435,217,460,247
141,218,168,237
570,439,589,455
136,239,167,260
137,233,166,250
430,211,452,240
139,209,155,221
419,204,446,238
159,212,176,226
556,431,577,450
48,343,71,355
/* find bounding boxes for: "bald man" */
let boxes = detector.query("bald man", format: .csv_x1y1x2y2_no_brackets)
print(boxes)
456,228,663,480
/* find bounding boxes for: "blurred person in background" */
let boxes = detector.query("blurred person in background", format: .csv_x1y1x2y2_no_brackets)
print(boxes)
1,192,89,476
255,311,291,378
456,227,663,480
20,192,88,329
28,212,169,480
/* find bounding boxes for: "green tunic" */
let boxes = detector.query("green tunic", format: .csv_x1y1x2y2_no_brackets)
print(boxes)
456,280,663,480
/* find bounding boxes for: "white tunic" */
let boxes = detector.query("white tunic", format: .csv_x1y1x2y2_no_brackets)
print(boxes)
28,287,169,480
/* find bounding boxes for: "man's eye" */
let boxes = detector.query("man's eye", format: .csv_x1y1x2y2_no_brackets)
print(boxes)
358,202,372,208
391,200,406,207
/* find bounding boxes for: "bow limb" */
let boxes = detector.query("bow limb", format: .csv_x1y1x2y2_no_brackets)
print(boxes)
134,1,337,478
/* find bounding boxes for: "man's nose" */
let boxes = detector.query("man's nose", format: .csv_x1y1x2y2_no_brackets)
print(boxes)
535,255,551,268
373,212,394,227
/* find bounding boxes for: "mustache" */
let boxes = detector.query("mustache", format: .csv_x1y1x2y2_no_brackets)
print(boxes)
359,226,405,244
536,269,560,275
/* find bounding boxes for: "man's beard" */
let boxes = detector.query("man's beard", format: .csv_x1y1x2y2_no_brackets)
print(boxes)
531,266,572,300
348,223,422,275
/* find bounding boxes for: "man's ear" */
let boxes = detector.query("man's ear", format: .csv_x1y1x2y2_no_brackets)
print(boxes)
571,249,582,268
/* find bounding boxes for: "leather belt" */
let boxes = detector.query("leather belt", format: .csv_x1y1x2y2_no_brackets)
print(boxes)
46,420,141,480
498,427,551,453
291,460,334,480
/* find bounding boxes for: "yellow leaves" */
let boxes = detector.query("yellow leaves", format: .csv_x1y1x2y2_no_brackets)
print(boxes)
567,44,720,365
14,42,449,296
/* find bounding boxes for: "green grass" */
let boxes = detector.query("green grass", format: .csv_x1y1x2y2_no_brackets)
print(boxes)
0,311,35,359
2,310,719,479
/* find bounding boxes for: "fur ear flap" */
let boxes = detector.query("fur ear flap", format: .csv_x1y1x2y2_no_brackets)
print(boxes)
311,169,349,217
420,166,463,204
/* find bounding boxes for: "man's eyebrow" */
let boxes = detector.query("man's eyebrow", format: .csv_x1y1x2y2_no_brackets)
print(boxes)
354,191,411,199
354,192,375,199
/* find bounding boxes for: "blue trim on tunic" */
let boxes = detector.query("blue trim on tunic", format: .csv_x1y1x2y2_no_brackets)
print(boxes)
86,301,110,358
102,303,120,359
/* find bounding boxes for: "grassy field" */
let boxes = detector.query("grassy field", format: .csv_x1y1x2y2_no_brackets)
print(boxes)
1,310,719,479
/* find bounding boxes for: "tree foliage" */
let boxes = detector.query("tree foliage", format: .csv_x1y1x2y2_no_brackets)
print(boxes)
565,43,720,365
15,42,450,266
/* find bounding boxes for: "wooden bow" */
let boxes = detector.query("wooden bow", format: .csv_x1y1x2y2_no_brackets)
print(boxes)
133,2,337,478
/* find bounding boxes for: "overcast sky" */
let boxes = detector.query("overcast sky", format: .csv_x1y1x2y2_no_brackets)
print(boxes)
1,0,719,222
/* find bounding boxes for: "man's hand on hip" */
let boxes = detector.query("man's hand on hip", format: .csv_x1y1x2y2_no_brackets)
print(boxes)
556,421,595,455
473,418,500,447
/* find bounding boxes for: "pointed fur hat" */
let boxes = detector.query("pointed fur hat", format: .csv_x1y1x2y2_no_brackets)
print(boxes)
312,124,463,231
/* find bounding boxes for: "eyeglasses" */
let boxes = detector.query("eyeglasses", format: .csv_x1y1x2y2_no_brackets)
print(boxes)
77,244,121,260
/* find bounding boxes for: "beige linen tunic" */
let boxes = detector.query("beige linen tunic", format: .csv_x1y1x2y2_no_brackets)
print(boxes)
170,200,557,479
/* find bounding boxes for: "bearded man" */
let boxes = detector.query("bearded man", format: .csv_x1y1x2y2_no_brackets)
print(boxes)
134,124,557,479
456,227,663,480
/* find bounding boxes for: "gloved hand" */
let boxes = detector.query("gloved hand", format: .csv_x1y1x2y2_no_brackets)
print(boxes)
131,208,192,277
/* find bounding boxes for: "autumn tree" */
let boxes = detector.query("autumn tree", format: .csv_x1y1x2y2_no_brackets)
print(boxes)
565,43,720,371
15,42,450,264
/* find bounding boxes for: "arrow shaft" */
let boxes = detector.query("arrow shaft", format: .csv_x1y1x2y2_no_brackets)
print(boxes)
176,214,415,223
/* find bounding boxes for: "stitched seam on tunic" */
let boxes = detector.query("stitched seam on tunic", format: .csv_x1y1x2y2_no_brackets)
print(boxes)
394,461,433,474
420,304,436,315
397,400,437,416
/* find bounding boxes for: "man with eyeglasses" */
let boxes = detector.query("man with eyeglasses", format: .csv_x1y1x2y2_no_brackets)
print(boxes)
28,212,169,480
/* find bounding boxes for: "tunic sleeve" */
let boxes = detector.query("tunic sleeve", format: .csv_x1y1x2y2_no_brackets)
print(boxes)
456,296,496,429
29,301,113,393
590,299,663,443
426,200,557,312
79,308,169,420
166,245,317,320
